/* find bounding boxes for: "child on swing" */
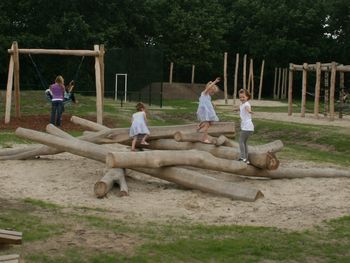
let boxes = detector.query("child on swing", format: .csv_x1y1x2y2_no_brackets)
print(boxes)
129,102,150,151
196,77,221,143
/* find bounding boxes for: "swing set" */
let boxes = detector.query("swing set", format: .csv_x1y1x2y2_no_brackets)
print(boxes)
4,41,105,124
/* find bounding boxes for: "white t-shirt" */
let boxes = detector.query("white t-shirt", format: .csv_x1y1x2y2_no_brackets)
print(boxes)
240,101,254,131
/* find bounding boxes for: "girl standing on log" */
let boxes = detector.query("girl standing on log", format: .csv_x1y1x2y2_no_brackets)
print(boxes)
129,102,150,151
238,89,254,164
196,77,221,143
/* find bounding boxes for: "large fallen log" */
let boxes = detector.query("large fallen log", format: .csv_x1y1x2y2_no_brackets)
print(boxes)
142,139,281,170
106,150,247,173
94,168,128,198
239,166,350,179
15,127,263,201
70,116,109,131
173,131,226,146
0,229,22,245
81,122,236,144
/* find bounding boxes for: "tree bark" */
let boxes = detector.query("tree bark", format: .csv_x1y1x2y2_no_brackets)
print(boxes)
70,116,109,131
94,168,128,198
173,131,227,146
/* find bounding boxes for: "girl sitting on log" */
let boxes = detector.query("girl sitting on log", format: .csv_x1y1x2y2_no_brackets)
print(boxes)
238,89,254,164
129,102,150,151
196,77,220,143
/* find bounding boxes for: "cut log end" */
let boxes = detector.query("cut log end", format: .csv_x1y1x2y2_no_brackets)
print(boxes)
94,181,108,198
266,152,280,170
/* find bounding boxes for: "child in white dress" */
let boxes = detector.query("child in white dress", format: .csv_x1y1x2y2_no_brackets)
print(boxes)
238,89,254,164
196,77,220,143
129,102,150,151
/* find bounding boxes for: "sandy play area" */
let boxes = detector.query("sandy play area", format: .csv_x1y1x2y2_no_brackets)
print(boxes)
1,99,349,231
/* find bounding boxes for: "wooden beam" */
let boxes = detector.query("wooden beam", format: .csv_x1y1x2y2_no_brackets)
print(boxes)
13,41,20,118
8,48,99,56
301,63,308,117
243,54,247,90
4,54,14,124
314,62,321,118
0,254,20,263
0,229,22,244
191,64,195,84
94,45,103,124
258,60,265,100
287,66,293,116
223,52,228,104
99,44,105,109
233,53,239,105
169,62,173,84
329,62,337,121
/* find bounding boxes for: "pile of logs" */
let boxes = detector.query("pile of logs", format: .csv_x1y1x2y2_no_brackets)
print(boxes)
1,116,350,202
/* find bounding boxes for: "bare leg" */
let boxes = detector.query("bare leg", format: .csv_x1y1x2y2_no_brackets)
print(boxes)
131,137,137,151
201,122,211,143
141,134,149,145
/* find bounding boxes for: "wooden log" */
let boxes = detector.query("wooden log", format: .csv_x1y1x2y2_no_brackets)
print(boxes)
277,67,282,99
136,167,263,201
15,128,263,202
106,150,247,173
339,71,345,119
169,62,173,84
145,139,282,170
273,67,277,99
0,254,20,263
243,54,247,90
4,53,14,124
238,166,350,179
85,122,236,144
70,116,109,131
8,48,99,56
0,229,22,244
173,131,227,146
94,168,128,198
191,64,195,84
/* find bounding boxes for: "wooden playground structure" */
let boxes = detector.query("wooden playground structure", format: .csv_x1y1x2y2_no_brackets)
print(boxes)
4,41,105,124
287,62,350,120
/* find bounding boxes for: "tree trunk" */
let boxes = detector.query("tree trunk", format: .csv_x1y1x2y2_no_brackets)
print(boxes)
70,115,109,131
94,168,128,198
174,132,227,146
144,139,280,170
106,150,247,173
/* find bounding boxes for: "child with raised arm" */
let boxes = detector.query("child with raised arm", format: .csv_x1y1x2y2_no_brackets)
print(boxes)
196,77,220,143
238,89,254,164
129,102,150,151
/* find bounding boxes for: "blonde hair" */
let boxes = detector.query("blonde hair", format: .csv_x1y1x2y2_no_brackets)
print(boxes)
239,89,251,100
55,75,64,85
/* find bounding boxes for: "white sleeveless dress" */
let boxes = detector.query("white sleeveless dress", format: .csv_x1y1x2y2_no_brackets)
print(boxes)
196,92,219,122
129,111,150,137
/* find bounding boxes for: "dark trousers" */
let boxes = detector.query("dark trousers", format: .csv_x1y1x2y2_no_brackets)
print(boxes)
50,100,63,126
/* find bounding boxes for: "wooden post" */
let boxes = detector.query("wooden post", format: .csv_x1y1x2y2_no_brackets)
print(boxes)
169,62,173,84
13,41,20,118
283,68,288,99
314,62,321,118
282,68,286,99
287,65,293,116
99,44,105,109
339,71,345,119
301,63,308,117
94,45,103,124
258,60,265,100
243,54,247,90
233,53,239,105
223,52,228,104
324,71,329,117
329,62,336,121
273,67,277,99
191,64,195,84
277,67,282,99
248,59,254,99
4,54,14,124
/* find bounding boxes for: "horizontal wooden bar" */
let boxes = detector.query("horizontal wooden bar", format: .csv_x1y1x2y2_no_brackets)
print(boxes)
8,48,99,56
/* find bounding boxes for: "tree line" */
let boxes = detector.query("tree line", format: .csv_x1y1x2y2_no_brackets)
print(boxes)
0,0,348,93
